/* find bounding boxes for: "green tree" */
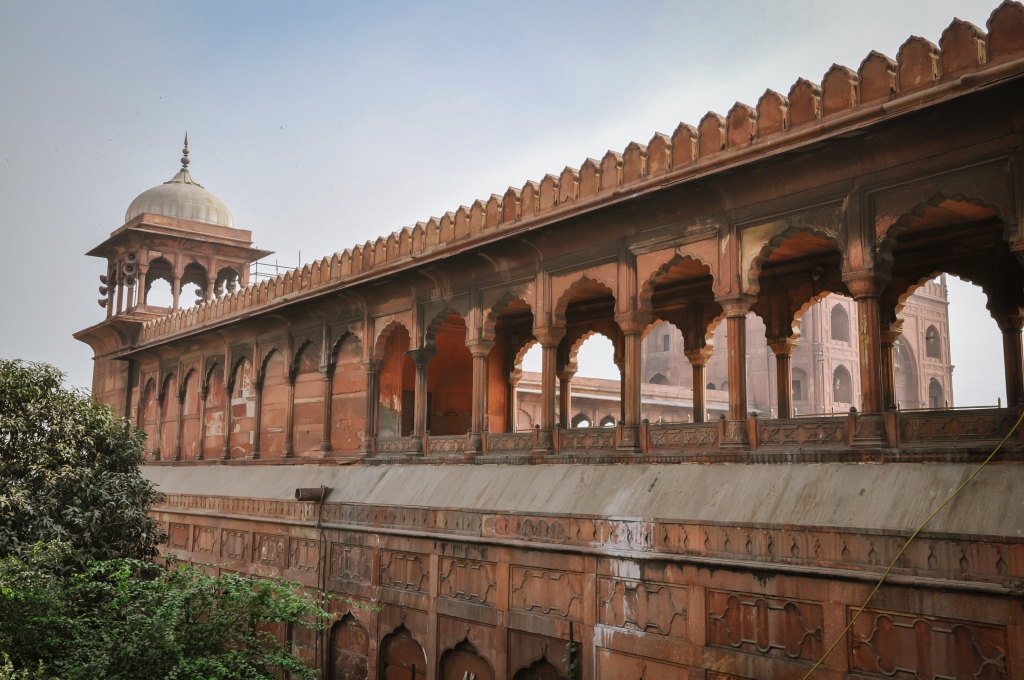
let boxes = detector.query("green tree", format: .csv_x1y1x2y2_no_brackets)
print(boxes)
0,360,163,560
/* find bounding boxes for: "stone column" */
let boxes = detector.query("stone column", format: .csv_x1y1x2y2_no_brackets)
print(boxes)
136,267,148,309
879,328,901,411
844,275,887,413
616,315,648,452
509,372,521,432
251,376,263,459
196,385,208,460
467,343,493,455
557,367,576,428
173,390,184,461
172,275,181,311
685,349,711,423
221,376,232,460
319,366,334,455
361,359,381,456
153,387,163,461
283,373,296,458
406,348,434,455
718,301,753,421
533,329,564,453
116,278,125,315
994,310,1024,408
768,339,799,419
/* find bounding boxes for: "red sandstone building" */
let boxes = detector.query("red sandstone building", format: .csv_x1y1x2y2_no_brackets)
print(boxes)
76,5,1024,678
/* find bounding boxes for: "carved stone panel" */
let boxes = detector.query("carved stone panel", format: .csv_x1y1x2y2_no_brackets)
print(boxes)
252,532,287,567
899,411,1015,443
330,543,373,583
381,550,429,592
707,590,823,662
510,567,583,620
221,529,248,560
559,427,616,451
192,525,218,555
486,432,533,453
438,558,498,605
757,418,846,446
596,648,688,679
598,578,688,638
168,522,190,550
289,537,320,572
647,423,717,450
849,608,1009,679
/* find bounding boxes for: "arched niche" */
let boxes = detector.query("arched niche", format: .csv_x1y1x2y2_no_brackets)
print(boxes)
330,614,369,680
379,625,426,680
439,639,494,680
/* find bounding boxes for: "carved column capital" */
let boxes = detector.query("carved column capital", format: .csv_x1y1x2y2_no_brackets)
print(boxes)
992,308,1024,332
767,337,800,357
406,347,437,366
614,312,652,335
842,270,890,299
466,341,495,359
532,326,566,348
683,348,713,367
715,295,756,318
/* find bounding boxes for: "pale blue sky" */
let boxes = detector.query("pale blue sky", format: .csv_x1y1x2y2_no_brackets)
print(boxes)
0,0,1005,404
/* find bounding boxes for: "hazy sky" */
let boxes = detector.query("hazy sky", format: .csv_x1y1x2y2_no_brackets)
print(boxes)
0,0,1006,405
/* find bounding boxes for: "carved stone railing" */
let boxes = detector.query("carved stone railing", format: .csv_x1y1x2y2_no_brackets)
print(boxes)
558,426,617,453
896,407,1016,446
375,437,411,456
484,432,533,455
647,422,719,452
757,416,848,448
426,434,468,456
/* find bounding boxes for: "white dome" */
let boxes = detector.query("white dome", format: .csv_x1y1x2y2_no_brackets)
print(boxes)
125,167,234,229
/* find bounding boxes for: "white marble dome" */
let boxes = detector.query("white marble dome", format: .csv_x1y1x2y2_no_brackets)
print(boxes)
125,139,234,228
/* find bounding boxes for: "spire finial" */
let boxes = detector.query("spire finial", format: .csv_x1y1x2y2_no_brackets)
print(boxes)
180,132,190,169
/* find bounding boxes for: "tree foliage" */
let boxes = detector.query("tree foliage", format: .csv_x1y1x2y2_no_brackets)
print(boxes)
0,545,325,680
0,360,164,560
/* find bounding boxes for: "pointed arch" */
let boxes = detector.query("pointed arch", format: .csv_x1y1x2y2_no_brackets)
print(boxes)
552,275,616,328
372,320,411,361
639,252,716,315
747,226,846,295
483,290,533,342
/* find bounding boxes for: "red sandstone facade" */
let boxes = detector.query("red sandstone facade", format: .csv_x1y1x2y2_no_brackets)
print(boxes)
77,5,1024,678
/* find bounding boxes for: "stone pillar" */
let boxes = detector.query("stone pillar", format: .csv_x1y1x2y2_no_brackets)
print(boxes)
722,307,750,421
844,275,887,413
879,328,901,411
136,267,148,309
994,311,1024,408
557,368,575,428
172,275,181,311
509,372,521,432
206,278,215,302
685,350,711,423
173,390,184,461
319,367,333,455
361,359,381,456
221,376,232,460
153,387,163,461
406,348,434,455
533,329,564,453
768,339,799,419
196,385,208,460
283,374,296,458
251,376,263,459
468,343,492,455
116,278,124,315
616,315,648,452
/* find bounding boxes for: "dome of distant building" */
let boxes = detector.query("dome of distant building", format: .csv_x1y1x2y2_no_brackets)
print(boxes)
124,135,234,229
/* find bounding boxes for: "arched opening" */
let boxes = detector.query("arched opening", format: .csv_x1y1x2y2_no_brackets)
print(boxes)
258,350,287,456
512,658,566,680
229,358,256,458
894,338,919,409
830,303,851,343
330,334,365,453
329,614,368,680
648,372,669,385
377,324,413,439
570,413,591,428
426,313,472,437
512,340,538,432
925,324,941,359
179,370,200,459
203,364,226,455
929,377,945,409
179,261,209,308
145,257,174,308
484,295,534,434
567,332,620,430
379,625,426,680
833,365,853,405
599,415,617,427
704,314,771,417
159,374,178,455
439,639,494,680
706,382,716,391
292,340,323,454
214,266,241,297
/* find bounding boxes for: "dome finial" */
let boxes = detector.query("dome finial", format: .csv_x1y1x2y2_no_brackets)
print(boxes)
181,132,190,169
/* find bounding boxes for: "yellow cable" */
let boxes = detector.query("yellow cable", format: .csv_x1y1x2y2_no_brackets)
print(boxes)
800,408,1024,680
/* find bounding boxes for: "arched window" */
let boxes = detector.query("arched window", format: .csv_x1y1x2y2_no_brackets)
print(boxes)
599,415,617,427
379,626,426,680
925,325,941,359
792,368,808,402
330,614,369,680
439,639,494,680
830,304,850,343
570,413,591,428
929,378,945,409
833,365,853,404
706,382,716,391
648,372,669,385
662,334,670,352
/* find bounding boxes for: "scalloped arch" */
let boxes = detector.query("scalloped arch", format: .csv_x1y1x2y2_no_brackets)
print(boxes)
746,226,846,294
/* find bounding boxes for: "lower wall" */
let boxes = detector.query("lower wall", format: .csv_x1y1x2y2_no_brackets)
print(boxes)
151,487,1024,679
